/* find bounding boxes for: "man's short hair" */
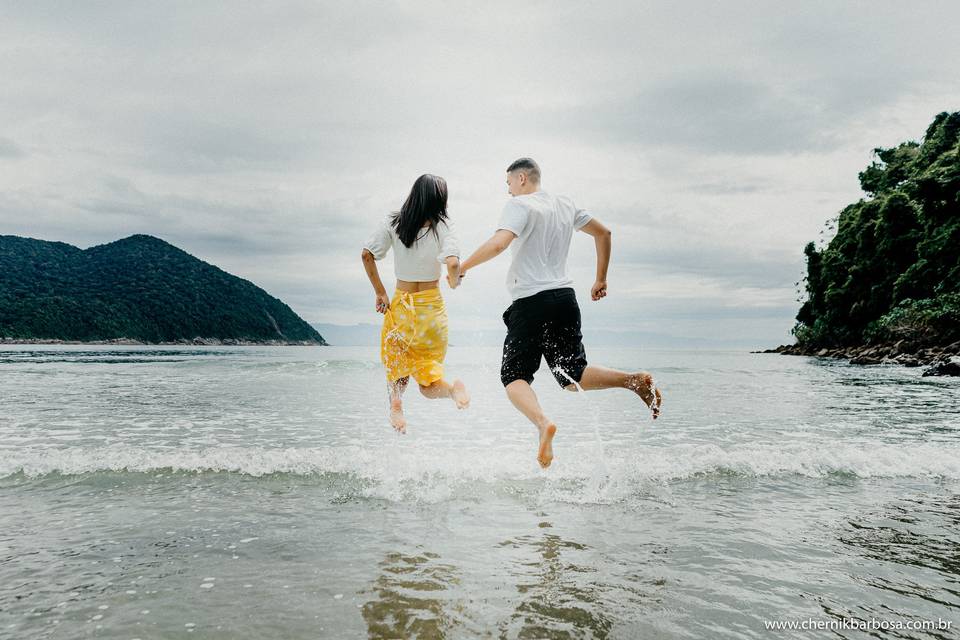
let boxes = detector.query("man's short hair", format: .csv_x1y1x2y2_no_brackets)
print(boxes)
507,157,541,183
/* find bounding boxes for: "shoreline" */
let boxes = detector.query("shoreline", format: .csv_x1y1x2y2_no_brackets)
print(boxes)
756,341,960,376
0,337,327,347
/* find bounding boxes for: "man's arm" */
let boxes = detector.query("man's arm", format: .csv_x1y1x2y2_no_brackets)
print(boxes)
578,218,612,301
460,229,516,275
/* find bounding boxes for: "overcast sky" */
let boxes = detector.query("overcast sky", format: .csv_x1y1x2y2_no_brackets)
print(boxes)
1,1,958,347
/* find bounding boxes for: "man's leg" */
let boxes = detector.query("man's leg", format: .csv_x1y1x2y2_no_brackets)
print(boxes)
566,365,662,418
505,379,557,469
388,376,409,433
540,289,662,418
501,295,556,467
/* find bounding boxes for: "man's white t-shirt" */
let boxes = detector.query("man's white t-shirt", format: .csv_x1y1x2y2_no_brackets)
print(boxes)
496,191,592,301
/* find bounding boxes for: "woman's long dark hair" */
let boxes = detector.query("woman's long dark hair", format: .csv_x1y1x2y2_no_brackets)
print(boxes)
391,174,449,248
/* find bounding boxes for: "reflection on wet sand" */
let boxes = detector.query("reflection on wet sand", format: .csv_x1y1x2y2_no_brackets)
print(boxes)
360,549,468,640
498,521,613,639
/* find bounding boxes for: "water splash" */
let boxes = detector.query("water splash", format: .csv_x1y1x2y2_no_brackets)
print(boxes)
3,442,959,501
553,366,616,501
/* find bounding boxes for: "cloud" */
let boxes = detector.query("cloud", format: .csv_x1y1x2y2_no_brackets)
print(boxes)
1,1,958,345
0,137,25,158
544,73,834,155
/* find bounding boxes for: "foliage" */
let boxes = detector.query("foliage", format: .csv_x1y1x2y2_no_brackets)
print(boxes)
864,293,960,344
793,112,960,347
0,234,326,343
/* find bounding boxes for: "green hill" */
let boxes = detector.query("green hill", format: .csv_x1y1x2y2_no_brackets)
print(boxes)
0,234,326,345
793,111,960,349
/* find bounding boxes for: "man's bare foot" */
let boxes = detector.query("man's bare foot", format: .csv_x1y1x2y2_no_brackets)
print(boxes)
537,422,557,468
389,399,406,434
627,373,662,419
451,379,470,409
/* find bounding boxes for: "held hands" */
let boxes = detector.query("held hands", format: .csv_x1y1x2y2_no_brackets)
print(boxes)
447,270,466,290
591,280,608,301
375,292,391,314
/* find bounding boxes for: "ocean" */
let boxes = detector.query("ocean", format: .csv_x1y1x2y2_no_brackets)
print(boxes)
1,345,958,639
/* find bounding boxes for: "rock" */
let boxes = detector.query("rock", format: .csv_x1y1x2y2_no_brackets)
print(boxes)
816,348,830,356
922,356,960,377
850,355,883,365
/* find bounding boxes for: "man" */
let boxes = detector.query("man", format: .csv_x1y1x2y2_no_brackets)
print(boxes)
458,157,662,469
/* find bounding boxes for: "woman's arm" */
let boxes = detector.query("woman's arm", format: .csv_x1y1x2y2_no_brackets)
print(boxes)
445,256,461,289
361,249,391,313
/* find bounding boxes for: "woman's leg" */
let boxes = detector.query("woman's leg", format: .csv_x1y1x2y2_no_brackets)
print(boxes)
418,379,451,399
420,380,470,409
388,376,409,433
418,379,470,409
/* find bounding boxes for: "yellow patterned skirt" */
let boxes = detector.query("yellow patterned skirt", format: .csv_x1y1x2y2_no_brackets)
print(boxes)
381,288,448,386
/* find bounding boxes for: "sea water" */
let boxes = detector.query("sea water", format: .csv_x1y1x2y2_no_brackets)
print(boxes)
1,345,958,639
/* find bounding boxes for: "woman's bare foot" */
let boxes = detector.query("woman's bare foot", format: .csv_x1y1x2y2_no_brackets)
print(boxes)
451,379,470,409
537,422,557,468
627,372,662,419
389,398,406,434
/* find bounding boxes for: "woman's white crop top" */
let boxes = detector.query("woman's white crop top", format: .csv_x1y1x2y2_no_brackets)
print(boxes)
363,216,460,282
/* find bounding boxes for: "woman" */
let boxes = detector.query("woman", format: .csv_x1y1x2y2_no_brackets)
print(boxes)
361,174,470,433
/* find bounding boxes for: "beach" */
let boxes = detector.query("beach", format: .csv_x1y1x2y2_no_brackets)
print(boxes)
1,345,958,638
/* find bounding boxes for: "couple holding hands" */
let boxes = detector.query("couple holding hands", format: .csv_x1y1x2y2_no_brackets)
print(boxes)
361,157,661,468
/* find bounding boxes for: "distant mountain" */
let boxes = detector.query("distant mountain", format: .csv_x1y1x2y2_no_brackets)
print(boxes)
0,234,326,345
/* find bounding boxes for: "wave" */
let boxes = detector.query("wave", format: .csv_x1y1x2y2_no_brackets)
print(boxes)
2,441,958,503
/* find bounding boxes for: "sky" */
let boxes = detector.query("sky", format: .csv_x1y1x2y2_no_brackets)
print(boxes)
1,1,958,347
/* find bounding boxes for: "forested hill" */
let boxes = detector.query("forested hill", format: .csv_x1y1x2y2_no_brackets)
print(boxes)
0,234,326,345
792,111,960,350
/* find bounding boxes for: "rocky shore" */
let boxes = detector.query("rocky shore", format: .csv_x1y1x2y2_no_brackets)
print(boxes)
0,337,326,346
758,341,960,376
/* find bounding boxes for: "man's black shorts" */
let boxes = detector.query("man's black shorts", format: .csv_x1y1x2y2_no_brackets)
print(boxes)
500,287,588,388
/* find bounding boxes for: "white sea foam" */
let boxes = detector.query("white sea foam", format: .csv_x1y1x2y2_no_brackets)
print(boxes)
2,441,958,493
